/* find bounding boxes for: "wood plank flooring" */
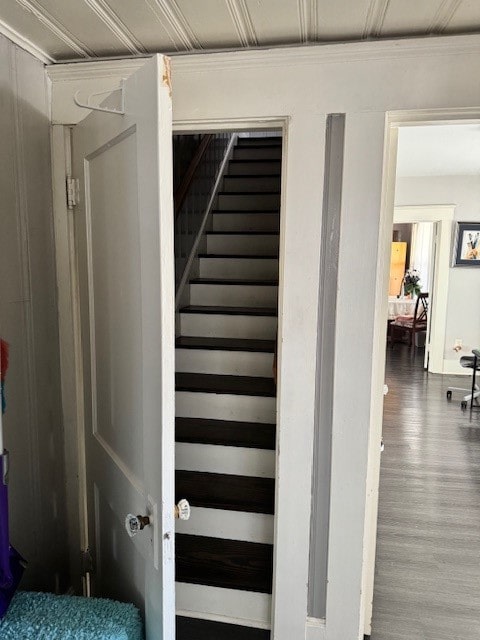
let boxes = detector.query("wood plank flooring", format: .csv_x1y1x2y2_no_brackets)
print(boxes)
371,347,480,640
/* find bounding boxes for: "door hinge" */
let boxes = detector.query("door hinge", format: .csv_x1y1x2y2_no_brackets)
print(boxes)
66,176,80,209
80,548,95,577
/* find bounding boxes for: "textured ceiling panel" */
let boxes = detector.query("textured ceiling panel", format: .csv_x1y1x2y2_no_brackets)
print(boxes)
245,0,301,46
1,0,480,63
444,0,480,33
0,1,81,59
380,0,446,36
175,0,242,48
37,0,140,58
99,0,187,53
316,0,370,40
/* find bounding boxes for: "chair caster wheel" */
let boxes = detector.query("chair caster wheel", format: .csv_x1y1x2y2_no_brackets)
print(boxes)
461,401,467,410
446,390,452,400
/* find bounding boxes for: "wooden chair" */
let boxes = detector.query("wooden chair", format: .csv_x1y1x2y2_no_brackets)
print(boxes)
390,292,428,347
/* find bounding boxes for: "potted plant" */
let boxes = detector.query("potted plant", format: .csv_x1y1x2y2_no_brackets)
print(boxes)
403,268,421,298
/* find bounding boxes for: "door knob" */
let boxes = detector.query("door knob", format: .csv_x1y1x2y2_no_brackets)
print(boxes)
175,499,191,521
125,514,150,537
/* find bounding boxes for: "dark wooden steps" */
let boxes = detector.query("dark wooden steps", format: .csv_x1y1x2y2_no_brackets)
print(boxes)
180,305,277,316
198,254,279,260
176,534,273,593
176,372,276,397
218,191,281,196
223,173,281,178
176,616,270,640
207,231,279,236
211,209,280,214
236,137,281,145
175,470,275,514
175,417,276,449
175,337,275,352
230,159,281,163
190,278,278,286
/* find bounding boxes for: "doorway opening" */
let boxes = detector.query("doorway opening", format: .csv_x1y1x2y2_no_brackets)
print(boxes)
173,129,282,639
371,120,480,639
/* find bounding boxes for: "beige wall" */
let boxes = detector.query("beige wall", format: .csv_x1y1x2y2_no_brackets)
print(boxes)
0,34,68,591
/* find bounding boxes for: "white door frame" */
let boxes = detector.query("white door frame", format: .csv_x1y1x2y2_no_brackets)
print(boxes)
362,108,480,637
393,205,455,374
52,114,290,636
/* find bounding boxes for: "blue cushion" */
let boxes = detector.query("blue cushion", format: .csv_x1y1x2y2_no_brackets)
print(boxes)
0,591,143,639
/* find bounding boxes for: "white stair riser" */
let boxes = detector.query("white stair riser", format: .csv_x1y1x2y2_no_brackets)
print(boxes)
200,257,279,280
176,391,276,423
190,283,278,308
217,193,280,211
207,234,279,255
175,507,274,544
233,147,282,160
229,161,280,175
176,348,274,377
223,176,281,192
180,313,277,339
176,443,275,478
176,583,271,627
212,213,279,232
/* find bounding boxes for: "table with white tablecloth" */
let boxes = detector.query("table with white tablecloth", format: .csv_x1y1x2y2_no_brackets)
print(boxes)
388,296,416,320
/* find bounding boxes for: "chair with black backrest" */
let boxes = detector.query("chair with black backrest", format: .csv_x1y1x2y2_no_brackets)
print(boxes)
390,292,428,347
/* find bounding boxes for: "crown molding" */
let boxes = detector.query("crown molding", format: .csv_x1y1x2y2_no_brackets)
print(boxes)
46,33,480,83
0,16,54,64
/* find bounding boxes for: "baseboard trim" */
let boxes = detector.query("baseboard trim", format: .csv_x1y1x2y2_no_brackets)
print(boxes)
443,359,472,375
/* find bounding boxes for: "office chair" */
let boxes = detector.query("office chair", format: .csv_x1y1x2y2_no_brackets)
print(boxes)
446,351,480,410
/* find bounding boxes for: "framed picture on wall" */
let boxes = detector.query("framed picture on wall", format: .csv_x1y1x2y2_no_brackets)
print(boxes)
453,222,480,266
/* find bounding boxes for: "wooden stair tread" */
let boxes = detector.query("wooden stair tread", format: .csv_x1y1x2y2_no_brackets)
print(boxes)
224,173,281,178
175,470,275,514
211,209,280,214
176,534,273,593
229,159,281,162
198,254,278,260
190,278,278,286
176,372,276,397
175,417,276,450
180,305,277,316
218,191,280,195
176,616,270,640
207,231,279,236
175,336,275,352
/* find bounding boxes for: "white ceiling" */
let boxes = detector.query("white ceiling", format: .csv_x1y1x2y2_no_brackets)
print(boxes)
396,125,480,177
1,0,480,64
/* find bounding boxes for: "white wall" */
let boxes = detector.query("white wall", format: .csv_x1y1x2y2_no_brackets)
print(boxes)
0,35,68,591
396,175,480,372
46,34,480,640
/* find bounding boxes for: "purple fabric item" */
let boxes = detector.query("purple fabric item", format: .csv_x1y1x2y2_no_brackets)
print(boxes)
0,454,25,619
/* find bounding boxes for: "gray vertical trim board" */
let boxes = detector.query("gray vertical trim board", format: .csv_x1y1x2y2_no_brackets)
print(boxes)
308,114,345,618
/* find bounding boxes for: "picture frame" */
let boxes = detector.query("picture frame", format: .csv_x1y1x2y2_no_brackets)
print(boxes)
453,222,480,267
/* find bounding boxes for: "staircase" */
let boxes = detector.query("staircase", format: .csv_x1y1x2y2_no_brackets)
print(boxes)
175,135,282,640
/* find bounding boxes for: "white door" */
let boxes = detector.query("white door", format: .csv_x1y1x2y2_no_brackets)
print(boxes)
73,55,175,639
